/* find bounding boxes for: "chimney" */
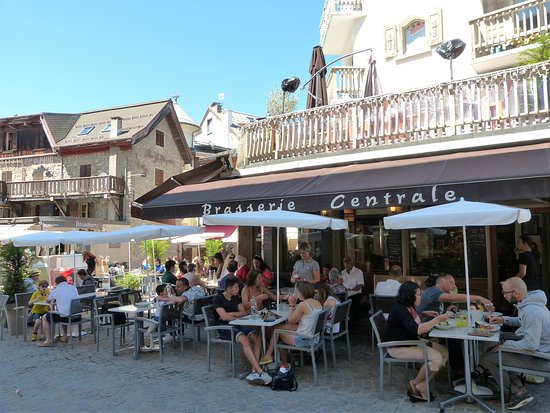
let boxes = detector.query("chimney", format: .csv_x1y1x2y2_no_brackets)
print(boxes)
110,116,122,138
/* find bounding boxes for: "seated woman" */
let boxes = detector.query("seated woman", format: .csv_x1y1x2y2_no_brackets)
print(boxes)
314,282,340,333
386,281,449,402
327,267,347,298
241,269,277,311
259,281,322,366
252,255,273,288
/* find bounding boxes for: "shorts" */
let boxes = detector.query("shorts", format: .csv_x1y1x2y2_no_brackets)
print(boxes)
45,313,81,323
218,326,256,342
32,313,46,321
295,335,319,347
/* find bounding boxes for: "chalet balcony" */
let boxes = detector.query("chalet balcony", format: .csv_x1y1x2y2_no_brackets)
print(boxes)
240,61,550,168
320,0,366,55
6,175,125,200
470,0,550,73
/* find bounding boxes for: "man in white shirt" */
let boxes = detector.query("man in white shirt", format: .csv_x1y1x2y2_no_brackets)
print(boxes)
340,256,364,328
374,265,402,296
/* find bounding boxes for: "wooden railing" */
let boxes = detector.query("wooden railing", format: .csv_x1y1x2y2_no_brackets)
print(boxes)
320,0,364,46
470,0,550,58
7,175,125,199
326,66,366,103
242,61,550,165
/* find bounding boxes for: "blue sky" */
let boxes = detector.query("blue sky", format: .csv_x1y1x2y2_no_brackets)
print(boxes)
0,0,324,124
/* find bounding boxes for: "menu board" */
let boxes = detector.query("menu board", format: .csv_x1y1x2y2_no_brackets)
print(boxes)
387,230,402,266
467,227,487,277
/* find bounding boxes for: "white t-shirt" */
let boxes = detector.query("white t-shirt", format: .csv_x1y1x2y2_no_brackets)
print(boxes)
340,266,364,297
374,279,401,296
48,282,79,316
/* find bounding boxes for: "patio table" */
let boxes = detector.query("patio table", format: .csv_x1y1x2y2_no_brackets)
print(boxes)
230,307,289,354
108,302,156,358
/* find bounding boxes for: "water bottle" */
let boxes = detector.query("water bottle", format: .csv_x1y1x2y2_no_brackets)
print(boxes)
250,297,257,319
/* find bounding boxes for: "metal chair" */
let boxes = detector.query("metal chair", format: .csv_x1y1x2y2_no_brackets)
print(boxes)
0,295,9,341
93,296,133,356
50,298,94,349
202,305,237,378
275,309,329,384
14,292,33,341
498,347,550,412
369,294,397,348
179,294,214,351
369,310,430,405
324,299,352,367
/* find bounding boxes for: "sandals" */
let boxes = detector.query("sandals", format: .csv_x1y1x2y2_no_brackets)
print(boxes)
472,365,490,384
407,390,435,403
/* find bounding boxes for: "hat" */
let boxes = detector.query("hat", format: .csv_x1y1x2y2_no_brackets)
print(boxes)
28,269,40,277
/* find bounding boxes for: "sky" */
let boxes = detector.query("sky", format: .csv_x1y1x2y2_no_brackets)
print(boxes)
0,0,324,124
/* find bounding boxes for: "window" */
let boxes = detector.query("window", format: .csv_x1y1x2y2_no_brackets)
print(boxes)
100,124,111,133
80,164,92,177
1,171,12,182
77,126,95,136
156,130,164,147
154,168,164,186
80,203,92,218
403,19,427,53
4,131,14,151
206,119,213,135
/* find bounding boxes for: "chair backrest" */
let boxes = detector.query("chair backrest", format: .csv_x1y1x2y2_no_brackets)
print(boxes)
77,285,96,295
193,295,215,316
312,309,329,338
370,310,388,344
0,295,9,311
202,305,216,328
369,294,397,315
14,292,33,308
332,299,352,325
69,298,83,316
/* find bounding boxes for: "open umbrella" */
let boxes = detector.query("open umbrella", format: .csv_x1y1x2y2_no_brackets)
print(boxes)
203,210,348,309
383,198,531,323
306,45,328,109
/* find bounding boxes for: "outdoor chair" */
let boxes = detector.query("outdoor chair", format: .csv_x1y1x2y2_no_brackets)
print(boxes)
133,303,182,363
179,295,214,351
324,299,352,368
369,310,430,405
369,294,397,348
50,298,94,350
202,305,237,378
498,347,550,412
275,309,329,385
93,296,132,356
14,292,33,341
0,295,9,341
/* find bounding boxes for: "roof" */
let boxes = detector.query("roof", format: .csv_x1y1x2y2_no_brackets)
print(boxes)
42,113,80,143
173,102,199,129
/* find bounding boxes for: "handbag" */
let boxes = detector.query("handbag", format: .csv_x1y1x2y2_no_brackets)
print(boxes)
270,369,298,391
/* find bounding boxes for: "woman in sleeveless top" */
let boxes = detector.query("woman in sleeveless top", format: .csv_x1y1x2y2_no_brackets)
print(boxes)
314,282,340,334
259,281,322,368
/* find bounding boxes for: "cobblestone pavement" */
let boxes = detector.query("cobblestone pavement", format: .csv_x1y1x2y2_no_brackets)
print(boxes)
0,321,548,413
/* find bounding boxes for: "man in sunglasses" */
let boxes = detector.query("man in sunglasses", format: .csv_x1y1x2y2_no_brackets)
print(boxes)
476,277,550,410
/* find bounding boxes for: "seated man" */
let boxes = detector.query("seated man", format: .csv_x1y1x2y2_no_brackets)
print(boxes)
475,277,550,410
77,268,96,287
38,275,79,347
374,265,402,296
417,273,493,377
159,278,206,321
212,276,271,385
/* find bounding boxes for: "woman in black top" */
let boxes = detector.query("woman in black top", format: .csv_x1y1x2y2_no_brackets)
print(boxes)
82,251,99,276
386,281,449,401
516,235,541,291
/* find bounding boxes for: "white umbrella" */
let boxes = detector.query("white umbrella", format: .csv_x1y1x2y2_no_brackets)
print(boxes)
384,197,531,324
79,224,204,244
203,210,348,309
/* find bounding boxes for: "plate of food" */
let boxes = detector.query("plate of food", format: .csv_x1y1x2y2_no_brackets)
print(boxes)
468,328,495,337
475,321,501,332
434,321,452,330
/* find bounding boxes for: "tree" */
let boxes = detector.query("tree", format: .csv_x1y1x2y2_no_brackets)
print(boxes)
517,33,550,65
0,242,34,302
140,239,171,266
204,239,223,260
266,88,298,116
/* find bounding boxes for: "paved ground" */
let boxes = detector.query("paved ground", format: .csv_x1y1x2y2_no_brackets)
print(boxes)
1,320,548,413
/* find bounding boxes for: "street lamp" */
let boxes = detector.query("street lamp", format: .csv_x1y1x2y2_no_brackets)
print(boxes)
280,77,301,114
435,39,466,81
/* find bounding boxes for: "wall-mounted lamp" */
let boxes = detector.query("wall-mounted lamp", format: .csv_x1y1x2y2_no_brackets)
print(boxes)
129,172,146,177
387,206,402,215
280,77,301,114
435,39,466,81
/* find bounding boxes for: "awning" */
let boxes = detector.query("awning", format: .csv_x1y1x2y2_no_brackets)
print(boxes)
134,143,550,220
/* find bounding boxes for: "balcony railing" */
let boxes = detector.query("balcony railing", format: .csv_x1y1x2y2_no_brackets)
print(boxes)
326,66,366,103
241,61,550,166
470,0,550,58
320,0,364,47
7,175,125,199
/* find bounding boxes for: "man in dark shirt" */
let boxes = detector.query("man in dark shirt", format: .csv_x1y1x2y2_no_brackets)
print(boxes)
161,259,178,285
212,276,271,386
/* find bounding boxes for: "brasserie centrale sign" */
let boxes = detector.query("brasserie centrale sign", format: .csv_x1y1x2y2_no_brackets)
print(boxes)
201,185,458,216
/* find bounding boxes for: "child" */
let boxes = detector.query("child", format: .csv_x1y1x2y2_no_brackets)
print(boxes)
28,280,50,341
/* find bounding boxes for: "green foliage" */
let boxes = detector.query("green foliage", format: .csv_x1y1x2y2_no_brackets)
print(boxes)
517,33,550,66
139,239,171,265
266,87,298,116
0,242,34,302
115,272,142,291
204,239,223,259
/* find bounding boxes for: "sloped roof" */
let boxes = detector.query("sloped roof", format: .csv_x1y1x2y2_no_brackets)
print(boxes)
173,102,199,129
42,113,79,143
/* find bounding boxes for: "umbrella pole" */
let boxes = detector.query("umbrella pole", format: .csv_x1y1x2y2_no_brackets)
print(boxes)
462,225,472,326
277,227,280,312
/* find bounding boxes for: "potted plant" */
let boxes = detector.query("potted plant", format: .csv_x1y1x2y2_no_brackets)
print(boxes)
114,272,142,303
0,242,34,335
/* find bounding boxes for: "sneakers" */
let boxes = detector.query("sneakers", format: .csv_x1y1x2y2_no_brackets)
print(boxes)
245,371,272,385
31,333,37,342
506,390,533,410
523,374,545,384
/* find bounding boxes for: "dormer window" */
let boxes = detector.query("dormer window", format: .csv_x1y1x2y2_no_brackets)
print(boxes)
77,126,95,136
207,118,213,135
